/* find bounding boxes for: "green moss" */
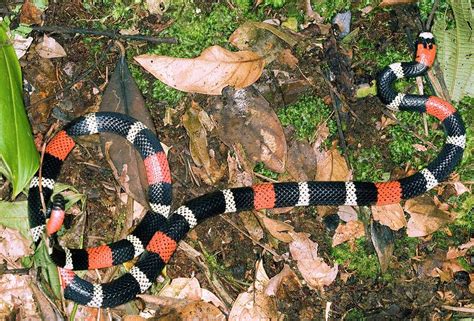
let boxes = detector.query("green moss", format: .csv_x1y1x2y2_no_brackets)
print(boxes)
331,238,380,278
350,146,388,181
394,235,419,260
277,94,337,141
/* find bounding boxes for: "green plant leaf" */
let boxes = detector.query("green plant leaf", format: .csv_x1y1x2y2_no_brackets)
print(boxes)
433,0,474,101
0,23,39,197
0,200,30,239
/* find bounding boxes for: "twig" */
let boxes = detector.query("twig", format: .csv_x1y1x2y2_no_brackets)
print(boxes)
322,70,351,169
219,215,280,258
441,305,474,314
425,0,440,31
253,172,279,183
30,25,178,44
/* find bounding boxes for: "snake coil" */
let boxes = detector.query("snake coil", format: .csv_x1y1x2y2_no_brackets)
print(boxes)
28,32,465,308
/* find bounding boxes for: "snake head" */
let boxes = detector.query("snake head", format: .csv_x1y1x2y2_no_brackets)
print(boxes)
416,32,436,67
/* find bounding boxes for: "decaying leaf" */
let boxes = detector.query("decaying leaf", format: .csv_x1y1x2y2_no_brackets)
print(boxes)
183,101,225,185
277,49,299,69
36,35,67,59
0,275,39,320
227,152,253,187
371,203,406,231
229,21,299,64
255,211,294,243
264,264,301,299
404,196,455,237
371,221,394,273
0,226,32,260
453,182,469,196
332,220,365,247
240,212,264,241
100,56,158,206
13,34,33,59
135,46,264,95
20,0,43,25
286,139,317,181
316,144,351,182
337,205,358,222
289,232,338,290
229,260,282,320
211,87,287,173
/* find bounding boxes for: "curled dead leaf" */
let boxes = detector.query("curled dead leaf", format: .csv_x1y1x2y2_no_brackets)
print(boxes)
229,260,281,320
371,203,406,231
316,144,351,181
183,101,225,185
255,211,294,243
332,220,365,247
264,264,301,299
135,46,264,95
289,232,338,290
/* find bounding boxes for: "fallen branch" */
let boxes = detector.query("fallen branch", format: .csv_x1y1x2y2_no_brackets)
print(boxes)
441,305,474,314
31,25,178,44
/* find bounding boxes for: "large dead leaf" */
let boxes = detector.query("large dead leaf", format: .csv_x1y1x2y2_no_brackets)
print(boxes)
286,139,317,181
182,101,225,185
337,206,358,222
135,46,264,95
255,211,294,243
371,204,406,231
100,56,158,206
332,220,365,247
210,87,287,173
229,260,282,320
0,226,32,260
289,232,338,290
404,196,455,237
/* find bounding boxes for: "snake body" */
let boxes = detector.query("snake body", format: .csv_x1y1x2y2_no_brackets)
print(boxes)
28,32,466,308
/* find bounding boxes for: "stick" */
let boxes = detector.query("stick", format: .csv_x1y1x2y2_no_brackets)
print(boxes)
30,25,178,44
441,305,474,314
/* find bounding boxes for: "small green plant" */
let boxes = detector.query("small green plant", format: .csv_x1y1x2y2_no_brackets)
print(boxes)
331,238,380,278
278,94,337,141
253,162,279,180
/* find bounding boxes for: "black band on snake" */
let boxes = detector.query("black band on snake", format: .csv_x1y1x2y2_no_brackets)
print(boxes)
28,32,466,308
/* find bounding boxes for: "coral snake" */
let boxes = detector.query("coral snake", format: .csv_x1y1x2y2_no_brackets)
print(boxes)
27,32,466,308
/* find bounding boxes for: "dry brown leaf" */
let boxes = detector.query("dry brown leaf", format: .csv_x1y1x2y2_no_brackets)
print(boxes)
371,204,406,231
379,0,417,6
180,301,226,321
375,115,397,130
135,46,264,95
36,35,67,59
20,0,43,25
211,87,287,173
316,144,351,181
460,238,474,250
0,226,32,260
256,211,294,243
332,220,365,247
229,260,281,320
227,152,253,187
453,182,470,196
446,247,468,260
264,264,301,299
183,101,225,185
286,139,317,181
337,206,358,222
404,196,455,237
0,275,38,320
277,49,299,69
289,232,338,290
240,212,264,241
